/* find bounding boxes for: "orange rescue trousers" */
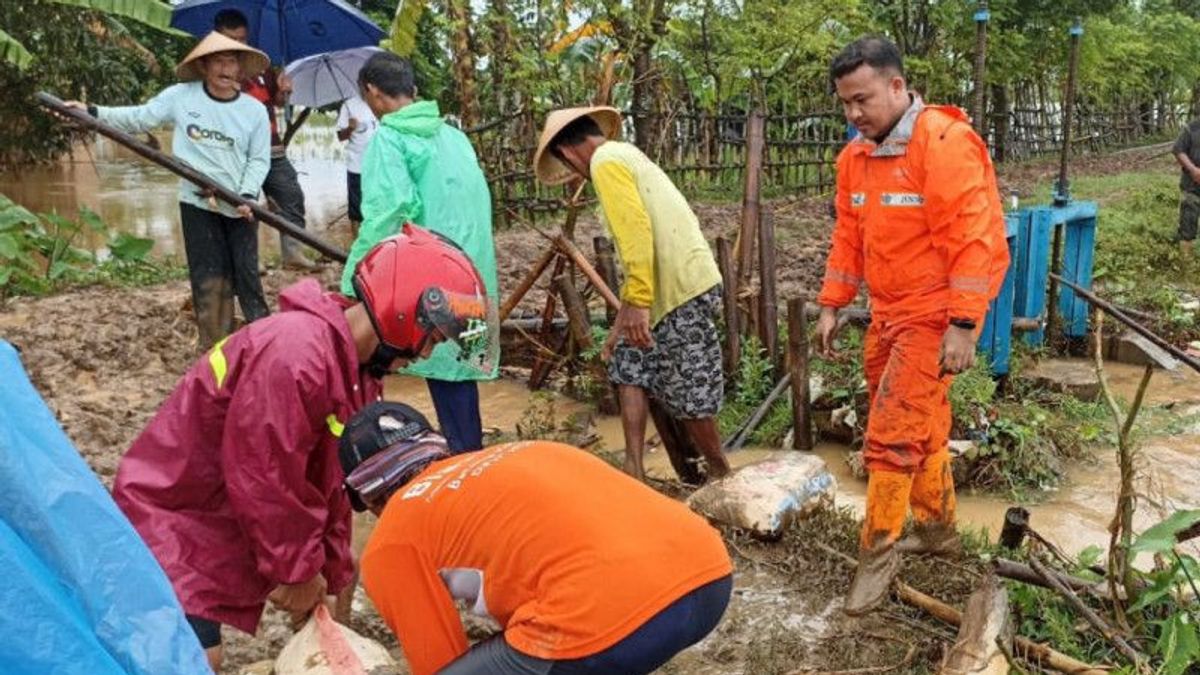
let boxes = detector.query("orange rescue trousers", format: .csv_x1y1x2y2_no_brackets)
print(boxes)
860,314,958,549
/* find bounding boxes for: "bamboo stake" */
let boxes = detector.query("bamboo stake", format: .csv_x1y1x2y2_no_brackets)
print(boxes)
724,373,791,451
499,246,557,322
788,297,812,450
553,235,620,311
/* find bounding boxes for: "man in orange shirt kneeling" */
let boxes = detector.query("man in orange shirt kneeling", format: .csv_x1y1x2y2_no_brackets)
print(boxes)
341,402,733,675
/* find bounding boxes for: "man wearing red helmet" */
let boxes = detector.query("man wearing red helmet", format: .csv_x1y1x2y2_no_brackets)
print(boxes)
112,224,491,671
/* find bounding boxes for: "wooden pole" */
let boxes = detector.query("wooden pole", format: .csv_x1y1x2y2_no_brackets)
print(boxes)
555,275,593,350
717,236,741,375
815,543,1110,675
736,109,766,294
758,206,778,371
499,246,557,322
553,235,620,311
592,236,620,325
788,298,812,450
529,256,566,389
37,92,347,262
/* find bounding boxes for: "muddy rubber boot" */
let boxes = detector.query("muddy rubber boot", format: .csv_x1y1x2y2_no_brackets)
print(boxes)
896,521,962,556
193,277,232,350
844,541,900,616
280,236,318,271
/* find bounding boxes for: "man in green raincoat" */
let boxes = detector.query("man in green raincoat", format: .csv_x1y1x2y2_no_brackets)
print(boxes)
342,51,498,453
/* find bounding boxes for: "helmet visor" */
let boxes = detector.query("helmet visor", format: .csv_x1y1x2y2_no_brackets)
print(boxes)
417,287,498,376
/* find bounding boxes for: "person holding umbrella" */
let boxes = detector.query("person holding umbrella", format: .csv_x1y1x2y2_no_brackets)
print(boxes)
343,51,499,455
214,8,316,270
65,32,272,349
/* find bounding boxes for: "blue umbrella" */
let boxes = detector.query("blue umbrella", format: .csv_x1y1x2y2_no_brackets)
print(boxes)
171,0,386,66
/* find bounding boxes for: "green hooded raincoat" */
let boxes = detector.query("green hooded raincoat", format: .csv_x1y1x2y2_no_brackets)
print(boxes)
340,100,498,381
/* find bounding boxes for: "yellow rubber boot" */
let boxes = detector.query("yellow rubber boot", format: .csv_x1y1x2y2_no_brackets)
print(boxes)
845,470,912,616
898,448,961,556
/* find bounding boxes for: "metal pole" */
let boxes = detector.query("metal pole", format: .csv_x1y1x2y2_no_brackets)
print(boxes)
971,0,990,137
36,92,348,262
1055,18,1084,205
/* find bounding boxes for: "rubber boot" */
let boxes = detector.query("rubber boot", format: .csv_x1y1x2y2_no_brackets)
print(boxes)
898,448,961,556
280,235,318,271
193,276,232,350
845,470,911,616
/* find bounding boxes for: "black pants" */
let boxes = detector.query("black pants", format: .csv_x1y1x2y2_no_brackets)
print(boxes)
180,202,270,348
261,155,307,257
427,379,483,453
347,171,363,223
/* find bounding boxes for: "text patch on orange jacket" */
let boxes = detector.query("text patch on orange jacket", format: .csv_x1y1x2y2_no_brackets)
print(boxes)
818,97,1010,325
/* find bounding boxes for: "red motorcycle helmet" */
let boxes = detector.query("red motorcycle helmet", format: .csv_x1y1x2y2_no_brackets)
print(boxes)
352,223,493,372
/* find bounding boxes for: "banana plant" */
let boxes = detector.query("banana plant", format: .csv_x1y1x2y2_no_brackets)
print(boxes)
2,0,177,70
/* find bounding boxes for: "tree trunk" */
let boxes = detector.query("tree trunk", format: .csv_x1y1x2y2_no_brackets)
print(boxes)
992,83,1009,162
486,0,513,116
446,0,480,129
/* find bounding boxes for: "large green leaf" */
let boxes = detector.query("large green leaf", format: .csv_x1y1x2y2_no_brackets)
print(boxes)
0,233,19,259
1131,510,1200,554
0,28,32,70
0,198,39,231
1155,613,1200,675
48,0,176,31
386,0,428,57
107,232,154,262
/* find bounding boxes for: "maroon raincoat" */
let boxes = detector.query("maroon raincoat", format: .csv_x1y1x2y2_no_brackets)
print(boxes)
113,280,381,633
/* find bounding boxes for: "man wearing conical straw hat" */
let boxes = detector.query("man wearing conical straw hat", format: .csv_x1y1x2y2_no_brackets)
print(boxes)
66,32,273,349
534,108,731,482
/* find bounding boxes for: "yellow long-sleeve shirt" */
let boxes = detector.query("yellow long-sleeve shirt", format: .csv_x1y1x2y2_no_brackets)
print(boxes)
589,141,721,325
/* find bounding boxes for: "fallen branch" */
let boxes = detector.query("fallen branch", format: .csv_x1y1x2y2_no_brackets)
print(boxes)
499,247,558,322
993,558,1116,599
814,543,1110,675
1028,556,1148,671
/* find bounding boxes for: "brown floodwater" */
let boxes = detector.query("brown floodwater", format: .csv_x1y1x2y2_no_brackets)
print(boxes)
0,119,350,259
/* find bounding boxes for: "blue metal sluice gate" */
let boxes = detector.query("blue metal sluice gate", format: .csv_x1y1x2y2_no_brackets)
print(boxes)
978,200,1098,375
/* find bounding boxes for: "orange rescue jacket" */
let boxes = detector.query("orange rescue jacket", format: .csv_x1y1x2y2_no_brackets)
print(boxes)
818,98,1010,325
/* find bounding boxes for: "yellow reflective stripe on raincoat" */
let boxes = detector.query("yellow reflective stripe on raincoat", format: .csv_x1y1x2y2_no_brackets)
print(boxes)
208,336,231,389
326,414,345,438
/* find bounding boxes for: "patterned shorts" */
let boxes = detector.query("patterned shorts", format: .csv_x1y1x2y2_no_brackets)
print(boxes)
608,286,724,419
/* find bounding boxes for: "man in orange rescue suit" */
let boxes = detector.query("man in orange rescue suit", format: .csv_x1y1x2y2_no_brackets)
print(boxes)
816,36,1009,616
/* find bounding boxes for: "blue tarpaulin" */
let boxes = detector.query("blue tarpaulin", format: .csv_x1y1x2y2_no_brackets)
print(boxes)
0,340,210,674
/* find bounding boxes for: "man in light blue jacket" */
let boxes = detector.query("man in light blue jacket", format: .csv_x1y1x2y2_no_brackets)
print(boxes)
342,52,499,453
68,32,273,349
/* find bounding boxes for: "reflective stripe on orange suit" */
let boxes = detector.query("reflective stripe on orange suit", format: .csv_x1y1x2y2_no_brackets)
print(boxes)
817,97,1006,544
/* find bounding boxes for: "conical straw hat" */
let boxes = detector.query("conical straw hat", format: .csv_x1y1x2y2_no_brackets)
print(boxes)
176,31,270,82
533,106,622,185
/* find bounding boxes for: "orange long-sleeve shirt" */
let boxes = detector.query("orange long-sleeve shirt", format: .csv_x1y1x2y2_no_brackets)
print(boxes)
818,98,1009,325
360,441,732,675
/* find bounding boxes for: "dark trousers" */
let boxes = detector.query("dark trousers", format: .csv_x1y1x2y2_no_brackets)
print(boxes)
441,575,733,675
180,202,270,348
347,171,363,223
261,155,307,257
426,379,483,454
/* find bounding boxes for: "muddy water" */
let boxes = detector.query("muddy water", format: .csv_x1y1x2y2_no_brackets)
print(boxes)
0,117,350,259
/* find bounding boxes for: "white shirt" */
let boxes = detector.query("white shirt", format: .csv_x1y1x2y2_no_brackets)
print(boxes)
336,96,378,174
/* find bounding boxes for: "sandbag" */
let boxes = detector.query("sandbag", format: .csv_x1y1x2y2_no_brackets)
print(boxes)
274,605,399,675
687,451,836,539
